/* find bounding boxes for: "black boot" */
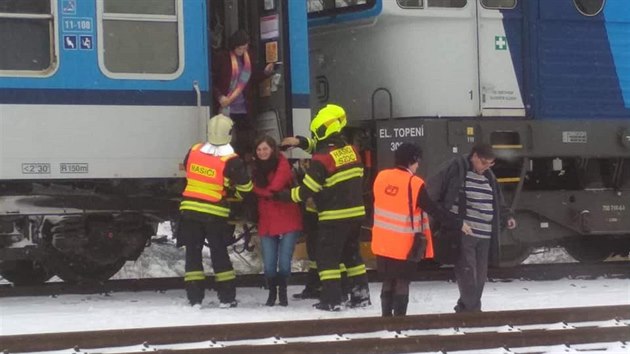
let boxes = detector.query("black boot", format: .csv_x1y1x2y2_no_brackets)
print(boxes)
293,268,321,300
380,290,393,317
393,294,409,316
217,280,237,308
348,274,371,308
277,276,288,306
314,280,343,312
265,277,277,307
185,280,205,306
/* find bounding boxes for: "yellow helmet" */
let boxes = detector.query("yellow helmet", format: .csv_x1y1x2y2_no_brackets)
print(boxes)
207,114,234,145
310,104,347,140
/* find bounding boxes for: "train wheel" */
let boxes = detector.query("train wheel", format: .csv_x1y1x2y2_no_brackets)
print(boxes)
43,251,126,284
499,244,532,267
0,260,52,285
562,237,613,263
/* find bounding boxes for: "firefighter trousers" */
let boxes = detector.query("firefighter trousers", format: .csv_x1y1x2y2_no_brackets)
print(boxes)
181,216,236,304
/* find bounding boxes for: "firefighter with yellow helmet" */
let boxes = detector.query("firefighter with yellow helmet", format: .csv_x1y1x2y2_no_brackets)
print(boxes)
282,104,350,301
178,114,253,307
276,104,370,311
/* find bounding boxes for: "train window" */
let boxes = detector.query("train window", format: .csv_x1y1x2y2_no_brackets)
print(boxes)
573,0,605,16
0,0,55,73
397,0,423,8
481,0,516,9
308,0,376,18
427,0,467,8
98,0,182,79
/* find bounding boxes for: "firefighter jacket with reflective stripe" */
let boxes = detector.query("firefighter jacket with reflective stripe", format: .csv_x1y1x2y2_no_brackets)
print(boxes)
180,143,253,218
290,135,365,221
371,168,434,261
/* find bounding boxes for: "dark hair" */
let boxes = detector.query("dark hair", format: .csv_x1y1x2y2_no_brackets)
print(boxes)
252,135,279,188
228,29,250,51
394,143,423,167
470,143,495,160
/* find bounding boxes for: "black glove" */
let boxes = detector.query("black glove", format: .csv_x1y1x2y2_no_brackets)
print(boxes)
272,190,291,202
407,232,427,262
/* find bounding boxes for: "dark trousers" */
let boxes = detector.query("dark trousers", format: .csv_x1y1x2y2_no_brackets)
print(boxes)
454,236,490,312
316,219,368,305
181,216,236,303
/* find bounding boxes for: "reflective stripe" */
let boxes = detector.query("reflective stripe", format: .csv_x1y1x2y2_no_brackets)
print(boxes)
374,207,421,226
308,260,317,269
324,167,364,187
346,264,366,277
235,180,253,192
319,269,341,281
180,200,230,217
183,179,224,201
303,174,323,192
306,138,315,153
215,270,236,282
291,187,302,203
184,271,205,282
319,206,366,221
373,219,419,234
339,263,347,272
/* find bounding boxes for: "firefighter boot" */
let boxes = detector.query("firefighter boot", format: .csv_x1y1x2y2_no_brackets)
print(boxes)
293,267,321,300
217,280,237,308
265,277,277,307
348,274,371,308
186,280,205,306
313,280,342,312
393,294,409,316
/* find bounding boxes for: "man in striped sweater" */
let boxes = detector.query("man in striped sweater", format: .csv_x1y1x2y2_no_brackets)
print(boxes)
427,143,516,313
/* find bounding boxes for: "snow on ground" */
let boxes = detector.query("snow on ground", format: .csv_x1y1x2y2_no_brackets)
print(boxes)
1,224,628,339
1,276,628,336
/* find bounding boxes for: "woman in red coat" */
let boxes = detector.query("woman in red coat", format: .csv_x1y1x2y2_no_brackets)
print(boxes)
212,30,273,156
252,135,302,306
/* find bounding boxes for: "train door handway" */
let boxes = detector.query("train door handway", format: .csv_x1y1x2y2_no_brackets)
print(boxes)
209,0,306,149
476,0,526,117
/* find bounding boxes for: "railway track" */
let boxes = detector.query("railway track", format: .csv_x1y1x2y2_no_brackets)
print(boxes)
1,305,628,353
0,261,628,298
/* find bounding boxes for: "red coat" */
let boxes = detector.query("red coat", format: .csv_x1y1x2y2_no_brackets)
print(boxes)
253,154,303,237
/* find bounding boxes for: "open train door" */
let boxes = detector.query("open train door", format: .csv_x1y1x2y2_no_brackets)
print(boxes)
209,0,311,151
476,0,526,117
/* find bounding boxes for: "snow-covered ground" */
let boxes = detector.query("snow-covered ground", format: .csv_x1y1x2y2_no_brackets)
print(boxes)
1,225,628,351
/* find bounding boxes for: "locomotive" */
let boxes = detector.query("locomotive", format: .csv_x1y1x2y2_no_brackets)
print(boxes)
0,0,628,285
308,0,630,265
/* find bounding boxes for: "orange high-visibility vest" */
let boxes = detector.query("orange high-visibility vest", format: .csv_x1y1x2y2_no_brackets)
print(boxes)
371,168,434,261
182,144,236,202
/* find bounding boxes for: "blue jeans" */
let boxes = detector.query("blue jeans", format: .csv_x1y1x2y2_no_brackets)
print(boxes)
260,231,300,279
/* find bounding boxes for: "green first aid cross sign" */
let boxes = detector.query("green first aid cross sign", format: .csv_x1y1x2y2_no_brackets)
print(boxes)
495,36,507,50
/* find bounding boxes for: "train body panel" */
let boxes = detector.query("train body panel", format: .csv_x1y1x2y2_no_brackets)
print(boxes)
309,0,630,121
0,0,210,182
308,0,630,265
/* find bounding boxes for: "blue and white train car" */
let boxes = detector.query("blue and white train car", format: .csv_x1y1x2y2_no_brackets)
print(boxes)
308,0,630,265
0,0,310,284
0,0,211,284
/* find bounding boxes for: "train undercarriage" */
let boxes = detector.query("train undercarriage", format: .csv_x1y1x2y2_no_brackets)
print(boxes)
0,180,180,285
